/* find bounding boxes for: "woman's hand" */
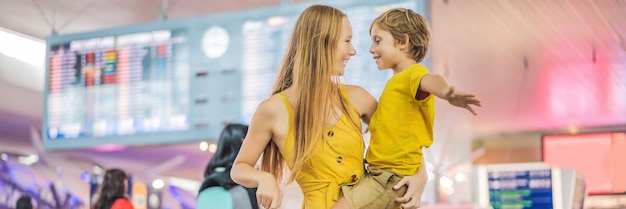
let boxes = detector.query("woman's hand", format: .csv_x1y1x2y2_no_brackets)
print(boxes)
393,166,428,209
256,173,283,209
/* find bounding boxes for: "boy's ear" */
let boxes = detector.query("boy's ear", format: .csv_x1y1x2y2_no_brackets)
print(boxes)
398,34,410,50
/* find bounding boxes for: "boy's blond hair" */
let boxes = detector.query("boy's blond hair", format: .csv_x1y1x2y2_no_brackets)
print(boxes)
370,8,430,62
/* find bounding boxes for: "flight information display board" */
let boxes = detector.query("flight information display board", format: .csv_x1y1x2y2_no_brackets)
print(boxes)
239,1,422,122
488,169,554,209
43,0,427,150
47,30,189,140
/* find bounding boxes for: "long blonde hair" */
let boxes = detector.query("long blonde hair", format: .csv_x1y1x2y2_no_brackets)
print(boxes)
261,5,360,182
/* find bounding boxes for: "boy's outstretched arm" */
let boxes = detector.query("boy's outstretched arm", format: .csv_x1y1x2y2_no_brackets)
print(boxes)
418,74,482,115
393,158,428,209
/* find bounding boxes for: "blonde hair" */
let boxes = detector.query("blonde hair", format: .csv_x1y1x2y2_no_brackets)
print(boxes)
370,8,430,62
262,5,360,182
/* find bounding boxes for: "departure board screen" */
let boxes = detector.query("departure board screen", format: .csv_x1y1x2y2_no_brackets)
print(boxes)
46,30,189,140
240,0,421,122
42,0,425,150
488,169,554,209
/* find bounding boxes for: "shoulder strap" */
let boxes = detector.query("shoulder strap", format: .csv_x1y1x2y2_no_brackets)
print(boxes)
277,93,293,115
339,84,363,123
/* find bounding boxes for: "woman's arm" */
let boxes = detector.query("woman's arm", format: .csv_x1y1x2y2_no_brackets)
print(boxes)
345,85,378,124
231,100,283,209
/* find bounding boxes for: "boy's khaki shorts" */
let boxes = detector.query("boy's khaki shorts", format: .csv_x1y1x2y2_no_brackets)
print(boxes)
341,166,408,209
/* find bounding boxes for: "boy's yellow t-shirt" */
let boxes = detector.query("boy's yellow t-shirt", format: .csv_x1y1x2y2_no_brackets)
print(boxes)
365,64,434,176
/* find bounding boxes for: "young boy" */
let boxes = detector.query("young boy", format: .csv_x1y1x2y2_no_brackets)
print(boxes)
333,8,482,209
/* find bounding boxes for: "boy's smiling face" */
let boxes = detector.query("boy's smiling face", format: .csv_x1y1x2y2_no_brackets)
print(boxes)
369,24,407,71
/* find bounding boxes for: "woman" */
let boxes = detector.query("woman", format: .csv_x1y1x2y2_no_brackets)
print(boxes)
93,168,133,209
197,124,258,209
231,5,378,209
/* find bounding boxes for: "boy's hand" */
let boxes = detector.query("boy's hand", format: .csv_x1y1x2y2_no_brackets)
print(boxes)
393,168,428,209
445,86,482,115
